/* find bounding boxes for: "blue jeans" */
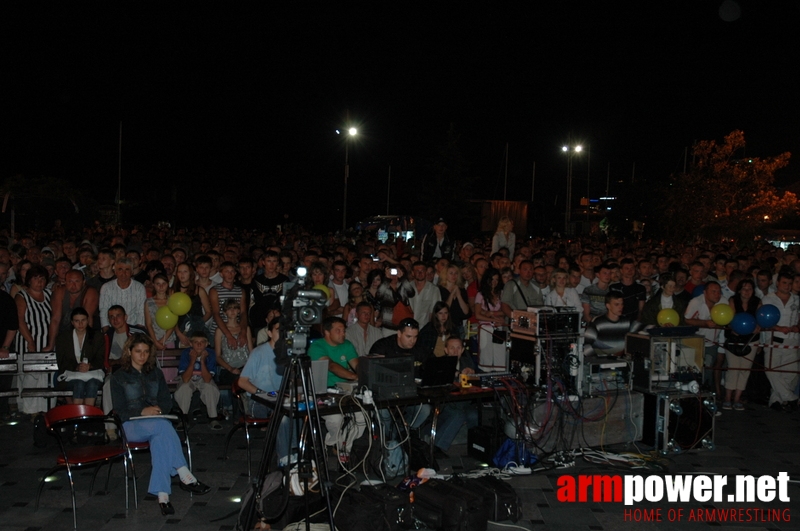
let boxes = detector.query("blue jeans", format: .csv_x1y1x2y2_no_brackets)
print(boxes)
251,401,295,463
379,404,431,439
434,401,479,451
122,418,187,495
66,378,103,400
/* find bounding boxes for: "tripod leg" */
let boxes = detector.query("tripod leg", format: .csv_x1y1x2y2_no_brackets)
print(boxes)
297,356,337,530
239,362,293,531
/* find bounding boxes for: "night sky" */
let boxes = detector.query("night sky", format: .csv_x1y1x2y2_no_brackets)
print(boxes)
4,2,799,233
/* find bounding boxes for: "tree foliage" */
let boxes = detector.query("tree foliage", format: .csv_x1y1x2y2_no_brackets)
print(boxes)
658,130,796,242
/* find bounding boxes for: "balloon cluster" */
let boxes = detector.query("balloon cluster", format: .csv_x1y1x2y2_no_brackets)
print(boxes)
709,303,781,336
155,292,192,329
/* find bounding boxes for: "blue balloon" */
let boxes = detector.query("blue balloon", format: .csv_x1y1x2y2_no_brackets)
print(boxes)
692,284,706,298
730,312,756,335
757,304,780,329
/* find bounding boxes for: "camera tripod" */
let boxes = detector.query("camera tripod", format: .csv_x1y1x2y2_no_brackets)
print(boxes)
238,353,335,531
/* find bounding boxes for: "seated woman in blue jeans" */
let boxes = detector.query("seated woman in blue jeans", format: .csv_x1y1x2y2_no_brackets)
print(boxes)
111,333,212,516
55,307,104,405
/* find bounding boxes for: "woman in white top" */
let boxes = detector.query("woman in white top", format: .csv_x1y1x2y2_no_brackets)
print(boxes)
545,268,582,308
491,217,516,259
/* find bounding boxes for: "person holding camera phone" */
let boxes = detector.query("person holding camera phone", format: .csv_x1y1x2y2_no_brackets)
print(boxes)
377,263,414,331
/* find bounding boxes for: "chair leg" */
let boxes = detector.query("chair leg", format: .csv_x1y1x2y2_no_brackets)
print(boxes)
34,465,61,511
126,451,139,509
66,463,77,531
222,422,244,460
89,463,101,494
121,456,129,510
245,423,252,478
104,460,114,492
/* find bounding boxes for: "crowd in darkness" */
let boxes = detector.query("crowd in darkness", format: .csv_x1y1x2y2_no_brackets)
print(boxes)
1,218,800,418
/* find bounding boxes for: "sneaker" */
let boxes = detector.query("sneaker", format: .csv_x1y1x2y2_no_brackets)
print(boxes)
733,402,745,411
715,410,723,417
722,401,732,410
209,420,223,431
770,402,784,412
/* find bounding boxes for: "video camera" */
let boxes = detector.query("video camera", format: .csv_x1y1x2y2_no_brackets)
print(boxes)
273,267,327,368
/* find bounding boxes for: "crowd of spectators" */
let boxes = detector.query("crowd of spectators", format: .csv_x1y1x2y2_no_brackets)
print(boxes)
1,216,800,419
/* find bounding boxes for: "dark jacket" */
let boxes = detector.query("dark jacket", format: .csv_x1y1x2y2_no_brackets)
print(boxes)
55,328,105,372
640,290,688,327
110,365,173,422
420,231,454,262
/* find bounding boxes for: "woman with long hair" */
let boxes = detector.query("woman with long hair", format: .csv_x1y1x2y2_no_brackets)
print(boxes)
342,281,366,328
419,301,457,357
473,268,507,372
144,274,177,350
491,216,516,259
362,269,385,316
174,262,211,346
640,273,687,327
55,307,104,405
723,278,761,411
438,264,470,337
111,334,211,515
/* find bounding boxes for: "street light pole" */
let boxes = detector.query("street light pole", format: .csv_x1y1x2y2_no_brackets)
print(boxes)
562,144,582,235
339,127,357,232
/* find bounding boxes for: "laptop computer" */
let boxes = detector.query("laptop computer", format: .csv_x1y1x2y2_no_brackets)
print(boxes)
309,359,329,395
418,356,459,396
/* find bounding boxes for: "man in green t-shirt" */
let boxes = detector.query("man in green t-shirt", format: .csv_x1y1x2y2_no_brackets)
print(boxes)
308,317,359,387
308,317,365,464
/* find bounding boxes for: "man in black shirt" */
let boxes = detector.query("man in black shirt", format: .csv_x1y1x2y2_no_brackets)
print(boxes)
250,251,288,335
609,258,646,322
368,318,430,433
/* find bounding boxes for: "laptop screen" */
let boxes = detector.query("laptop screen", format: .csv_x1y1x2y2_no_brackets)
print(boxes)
420,355,458,387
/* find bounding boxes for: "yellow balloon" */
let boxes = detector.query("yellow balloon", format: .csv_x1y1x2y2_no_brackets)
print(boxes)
313,284,331,298
168,292,192,316
711,303,734,326
657,308,680,327
155,306,178,329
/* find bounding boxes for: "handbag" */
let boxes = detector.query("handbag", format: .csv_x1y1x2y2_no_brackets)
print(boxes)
391,300,414,326
724,333,756,357
492,327,508,344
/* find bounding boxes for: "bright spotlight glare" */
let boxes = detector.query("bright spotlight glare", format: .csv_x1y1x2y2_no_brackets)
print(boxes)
296,266,307,277
348,127,357,136
232,497,242,503
575,145,583,152
45,476,58,483
562,146,568,152
335,129,340,134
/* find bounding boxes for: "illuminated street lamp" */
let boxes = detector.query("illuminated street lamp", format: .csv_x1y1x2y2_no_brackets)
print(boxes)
336,127,358,232
562,144,583,234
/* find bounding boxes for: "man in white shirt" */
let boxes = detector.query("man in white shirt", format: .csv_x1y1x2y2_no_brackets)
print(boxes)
409,262,441,328
684,282,728,401
99,258,147,329
761,271,800,411
345,302,383,356
328,261,350,317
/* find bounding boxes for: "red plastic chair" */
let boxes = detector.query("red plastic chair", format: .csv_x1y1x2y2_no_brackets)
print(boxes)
222,380,271,476
35,404,137,530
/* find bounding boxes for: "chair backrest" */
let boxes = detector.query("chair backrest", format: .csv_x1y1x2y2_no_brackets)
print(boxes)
44,404,105,428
